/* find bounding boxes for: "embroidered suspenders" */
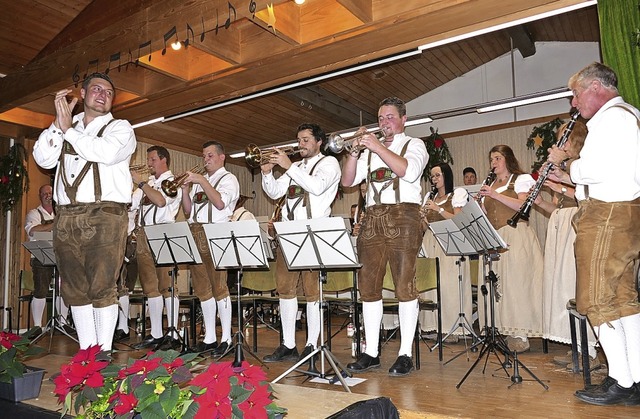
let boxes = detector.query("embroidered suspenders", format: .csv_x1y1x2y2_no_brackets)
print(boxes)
57,119,116,204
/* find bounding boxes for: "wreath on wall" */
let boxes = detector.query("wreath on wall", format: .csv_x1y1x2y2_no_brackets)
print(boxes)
422,127,454,182
526,117,564,174
0,143,29,213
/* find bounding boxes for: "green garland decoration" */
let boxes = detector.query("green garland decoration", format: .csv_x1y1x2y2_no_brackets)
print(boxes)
526,118,564,173
422,126,454,182
0,143,29,213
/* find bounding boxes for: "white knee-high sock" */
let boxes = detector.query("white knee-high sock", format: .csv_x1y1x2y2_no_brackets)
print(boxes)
595,319,634,388
117,295,130,332
398,299,419,357
95,305,118,351
164,296,180,339
147,296,164,339
200,297,218,344
620,313,640,383
305,301,320,348
217,296,232,344
279,298,298,349
31,297,46,328
57,296,70,324
71,304,97,349
362,300,383,358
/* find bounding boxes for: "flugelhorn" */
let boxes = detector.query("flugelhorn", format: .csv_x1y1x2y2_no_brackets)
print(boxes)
129,164,150,174
507,110,580,227
161,164,206,198
326,127,389,154
244,144,302,168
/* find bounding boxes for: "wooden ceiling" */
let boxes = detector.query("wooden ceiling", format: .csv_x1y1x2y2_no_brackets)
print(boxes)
0,0,599,158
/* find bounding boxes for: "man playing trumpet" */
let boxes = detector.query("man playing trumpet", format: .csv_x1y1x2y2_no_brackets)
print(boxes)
341,97,428,376
131,145,182,350
181,141,239,356
260,123,340,364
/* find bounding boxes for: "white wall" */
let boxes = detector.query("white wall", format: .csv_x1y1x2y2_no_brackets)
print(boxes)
405,42,601,138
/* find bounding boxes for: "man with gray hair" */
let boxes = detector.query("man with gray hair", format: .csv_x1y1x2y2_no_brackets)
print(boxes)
549,62,640,405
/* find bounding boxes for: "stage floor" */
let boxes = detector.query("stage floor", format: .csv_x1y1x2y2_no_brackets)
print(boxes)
14,312,639,418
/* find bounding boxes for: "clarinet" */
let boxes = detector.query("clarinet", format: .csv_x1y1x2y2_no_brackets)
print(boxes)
476,168,496,203
507,110,580,227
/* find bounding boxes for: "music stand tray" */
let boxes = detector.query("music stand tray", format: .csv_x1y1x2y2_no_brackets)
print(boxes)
203,220,269,366
271,217,359,392
23,234,78,349
144,222,200,351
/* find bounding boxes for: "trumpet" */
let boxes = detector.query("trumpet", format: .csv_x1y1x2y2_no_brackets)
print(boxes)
161,164,207,198
244,144,302,168
129,164,150,174
326,127,389,154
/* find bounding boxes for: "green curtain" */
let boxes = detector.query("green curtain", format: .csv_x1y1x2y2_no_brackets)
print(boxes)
599,0,640,109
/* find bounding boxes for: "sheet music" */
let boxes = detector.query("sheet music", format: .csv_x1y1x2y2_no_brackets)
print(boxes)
204,220,268,269
274,217,359,270
427,200,507,256
144,221,202,265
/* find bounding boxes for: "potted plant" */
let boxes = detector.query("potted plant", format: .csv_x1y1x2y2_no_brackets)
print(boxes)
0,329,45,402
53,345,286,418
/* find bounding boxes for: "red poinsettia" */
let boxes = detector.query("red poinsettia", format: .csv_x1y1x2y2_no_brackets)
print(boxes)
0,331,20,349
109,390,139,414
117,355,163,379
237,384,273,419
52,345,109,403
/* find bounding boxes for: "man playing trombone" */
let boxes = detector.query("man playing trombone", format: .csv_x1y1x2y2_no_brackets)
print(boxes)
341,97,428,377
131,145,182,350
181,141,240,356
260,123,340,364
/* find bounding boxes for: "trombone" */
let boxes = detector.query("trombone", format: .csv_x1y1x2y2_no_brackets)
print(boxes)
161,164,207,198
326,127,389,154
244,144,302,168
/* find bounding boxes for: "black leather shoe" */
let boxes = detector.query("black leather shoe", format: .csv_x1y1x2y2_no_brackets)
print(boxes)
156,337,182,351
212,341,232,356
133,335,164,350
114,329,130,342
347,353,380,372
388,355,414,376
263,344,298,363
575,377,640,406
580,375,617,393
193,341,218,353
298,344,315,362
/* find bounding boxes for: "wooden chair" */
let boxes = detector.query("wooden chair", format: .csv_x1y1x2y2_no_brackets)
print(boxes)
238,262,279,352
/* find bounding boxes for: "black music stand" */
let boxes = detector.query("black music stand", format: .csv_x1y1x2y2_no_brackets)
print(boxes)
271,217,359,393
450,201,547,389
203,220,268,367
145,221,201,352
23,234,78,350
426,218,479,358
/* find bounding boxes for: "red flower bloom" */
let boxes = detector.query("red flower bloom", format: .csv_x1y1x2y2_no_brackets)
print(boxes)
162,357,184,374
190,361,234,388
434,137,444,148
118,357,162,379
109,390,138,415
193,385,233,419
237,385,273,419
0,331,20,349
0,175,8,184
235,362,267,388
